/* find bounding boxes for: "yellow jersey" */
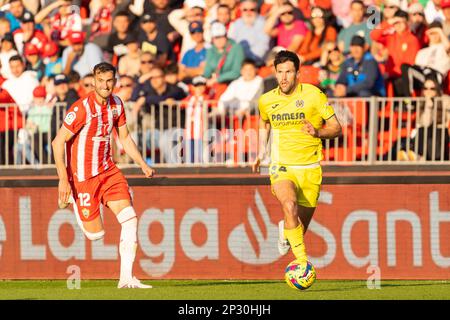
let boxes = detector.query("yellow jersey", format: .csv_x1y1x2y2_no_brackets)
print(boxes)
258,83,335,165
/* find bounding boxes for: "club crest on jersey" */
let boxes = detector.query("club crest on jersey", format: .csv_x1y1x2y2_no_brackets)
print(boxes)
296,100,304,108
82,208,90,218
111,107,118,119
64,112,76,125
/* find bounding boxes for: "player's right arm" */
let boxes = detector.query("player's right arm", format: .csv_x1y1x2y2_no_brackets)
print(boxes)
52,126,74,205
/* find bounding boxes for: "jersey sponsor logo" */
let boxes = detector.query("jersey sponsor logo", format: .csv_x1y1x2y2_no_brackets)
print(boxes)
271,112,304,121
64,112,76,125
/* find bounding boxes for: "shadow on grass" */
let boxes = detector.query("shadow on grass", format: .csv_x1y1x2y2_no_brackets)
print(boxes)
169,280,281,287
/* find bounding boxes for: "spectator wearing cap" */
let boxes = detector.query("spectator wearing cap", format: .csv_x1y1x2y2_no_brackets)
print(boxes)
424,0,446,24
0,32,18,79
49,73,79,141
227,0,270,66
35,0,83,46
203,22,245,98
371,9,420,95
26,85,52,164
1,0,32,32
62,31,103,78
408,2,428,47
168,0,208,59
106,11,131,59
179,21,207,81
216,58,263,118
138,13,174,67
264,2,308,53
398,21,450,96
297,6,337,66
13,11,48,56
24,42,45,81
335,35,386,98
182,75,211,163
443,0,450,38
118,34,142,78
1,54,39,115
337,1,374,55
42,41,62,78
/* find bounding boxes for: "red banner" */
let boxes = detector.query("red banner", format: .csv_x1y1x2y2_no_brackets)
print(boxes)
0,184,449,279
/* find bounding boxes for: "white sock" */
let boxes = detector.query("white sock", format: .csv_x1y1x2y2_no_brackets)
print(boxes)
117,207,137,282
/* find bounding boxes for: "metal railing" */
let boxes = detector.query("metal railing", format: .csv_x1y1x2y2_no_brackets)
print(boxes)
0,96,449,168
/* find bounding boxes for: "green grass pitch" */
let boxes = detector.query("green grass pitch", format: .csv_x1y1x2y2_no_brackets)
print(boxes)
0,280,449,300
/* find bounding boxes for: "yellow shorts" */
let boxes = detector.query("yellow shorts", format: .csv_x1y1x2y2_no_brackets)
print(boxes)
269,164,322,207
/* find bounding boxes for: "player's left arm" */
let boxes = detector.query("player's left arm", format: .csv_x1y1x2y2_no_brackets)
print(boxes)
117,124,155,178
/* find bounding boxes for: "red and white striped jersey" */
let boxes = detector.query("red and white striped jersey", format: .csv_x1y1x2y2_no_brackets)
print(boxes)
63,92,126,182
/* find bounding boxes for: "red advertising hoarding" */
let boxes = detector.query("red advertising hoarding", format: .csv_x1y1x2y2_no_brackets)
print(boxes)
0,184,449,279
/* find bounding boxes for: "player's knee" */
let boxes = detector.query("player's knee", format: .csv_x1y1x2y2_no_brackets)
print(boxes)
84,229,105,241
116,206,137,225
282,200,297,216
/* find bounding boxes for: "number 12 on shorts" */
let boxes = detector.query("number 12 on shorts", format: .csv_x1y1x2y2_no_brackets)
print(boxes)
78,193,91,207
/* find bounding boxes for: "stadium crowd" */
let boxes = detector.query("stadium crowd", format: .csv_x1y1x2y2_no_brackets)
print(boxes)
0,0,449,165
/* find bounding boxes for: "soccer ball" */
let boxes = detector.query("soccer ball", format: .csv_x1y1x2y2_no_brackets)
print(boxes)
284,259,316,290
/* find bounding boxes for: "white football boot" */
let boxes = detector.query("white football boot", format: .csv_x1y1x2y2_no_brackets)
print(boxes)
118,277,152,289
278,220,290,256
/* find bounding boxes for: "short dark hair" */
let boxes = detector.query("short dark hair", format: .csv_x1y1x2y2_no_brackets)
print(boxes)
241,58,257,68
351,0,365,7
274,50,300,72
9,54,23,64
217,4,231,11
68,70,80,82
114,10,130,19
93,62,116,77
164,62,178,75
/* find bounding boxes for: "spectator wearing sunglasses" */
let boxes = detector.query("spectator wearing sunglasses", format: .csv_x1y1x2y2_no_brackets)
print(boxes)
227,0,270,66
264,3,308,53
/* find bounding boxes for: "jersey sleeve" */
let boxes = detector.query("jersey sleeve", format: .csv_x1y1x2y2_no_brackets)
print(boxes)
63,101,86,134
258,95,269,121
115,96,127,128
317,89,335,120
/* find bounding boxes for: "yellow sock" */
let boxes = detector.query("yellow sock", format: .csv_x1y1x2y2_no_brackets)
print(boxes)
284,224,307,262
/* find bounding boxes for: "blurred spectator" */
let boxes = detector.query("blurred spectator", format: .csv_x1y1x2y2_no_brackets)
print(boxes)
165,62,190,94
135,51,157,85
264,2,308,52
168,0,207,59
370,10,420,95
2,54,39,115
179,21,207,81
89,0,115,50
298,0,332,19
1,0,31,32
0,16,11,38
399,76,449,161
182,75,211,163
24,43,45,81
67,70,81,95
26,85,52,164
49,74,79,141
424,0,446,24
143,0,178,43
259,45,283,92
0,32,18,79
338,0,373,55
203,22,245,98
79,73,95,97
13,12,48,56
382,0,401,21
106,11,130,60
215,3,232,28
228,0,270,65
62,31,103,77
335,35,386,97
220,0,239,21
35,0,83,46
138,13,174,67
398,21,450,96
318,42,345,96
443,0,450,38
408,2,428,47
204,0,220,32
297,6,337,66
216,58,263,117
0,70,22,165
118,34,142,78
42,41,62,79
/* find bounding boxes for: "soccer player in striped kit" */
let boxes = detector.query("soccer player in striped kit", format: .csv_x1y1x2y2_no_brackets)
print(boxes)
52,62,154,288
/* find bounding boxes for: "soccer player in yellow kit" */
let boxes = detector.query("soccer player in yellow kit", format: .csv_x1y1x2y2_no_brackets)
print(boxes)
252,50,342,263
